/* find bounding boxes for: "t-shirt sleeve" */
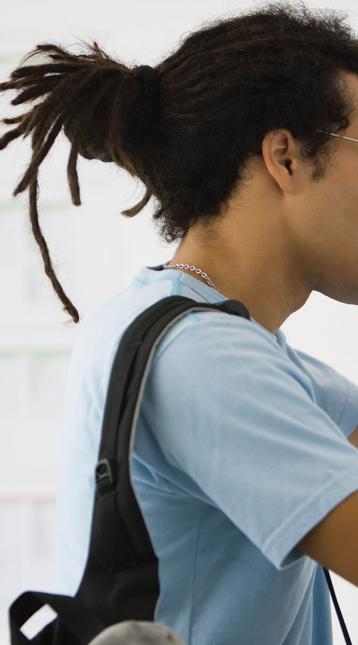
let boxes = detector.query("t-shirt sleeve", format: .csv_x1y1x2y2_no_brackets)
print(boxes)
143,311,358,571
287,346,358,440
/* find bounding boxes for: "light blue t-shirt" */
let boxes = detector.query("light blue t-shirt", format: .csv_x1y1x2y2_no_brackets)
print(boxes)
56,264,358,645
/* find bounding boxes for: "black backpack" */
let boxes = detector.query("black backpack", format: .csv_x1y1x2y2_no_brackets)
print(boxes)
9,295,352,645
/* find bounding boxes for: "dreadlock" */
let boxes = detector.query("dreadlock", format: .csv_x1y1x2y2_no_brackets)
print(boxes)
1,0,358,323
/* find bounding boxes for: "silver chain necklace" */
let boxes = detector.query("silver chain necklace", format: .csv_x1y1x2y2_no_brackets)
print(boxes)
162,259,216,289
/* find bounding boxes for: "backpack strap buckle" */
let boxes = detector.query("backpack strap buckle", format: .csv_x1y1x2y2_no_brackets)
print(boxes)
95,458,116,493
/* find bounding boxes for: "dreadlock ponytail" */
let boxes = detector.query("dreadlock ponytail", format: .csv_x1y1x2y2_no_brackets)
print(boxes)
0,41,161,323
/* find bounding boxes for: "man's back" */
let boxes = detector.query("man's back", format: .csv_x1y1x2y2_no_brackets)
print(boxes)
56,264,358,644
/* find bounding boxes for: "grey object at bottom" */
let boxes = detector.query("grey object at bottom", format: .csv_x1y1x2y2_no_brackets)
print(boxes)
87,620,187,645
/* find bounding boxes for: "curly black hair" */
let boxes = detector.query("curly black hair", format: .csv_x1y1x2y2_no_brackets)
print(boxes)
1,0,358,323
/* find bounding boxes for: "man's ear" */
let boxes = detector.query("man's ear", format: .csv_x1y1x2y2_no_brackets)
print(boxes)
261,129,298,193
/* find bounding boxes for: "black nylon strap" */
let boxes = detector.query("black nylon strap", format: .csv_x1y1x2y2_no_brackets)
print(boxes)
323,568,352,644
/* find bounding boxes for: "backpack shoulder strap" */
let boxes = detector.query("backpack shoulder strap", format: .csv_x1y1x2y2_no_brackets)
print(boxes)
89,296,250,571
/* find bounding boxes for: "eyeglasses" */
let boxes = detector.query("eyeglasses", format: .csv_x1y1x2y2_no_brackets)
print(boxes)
315,130,358,144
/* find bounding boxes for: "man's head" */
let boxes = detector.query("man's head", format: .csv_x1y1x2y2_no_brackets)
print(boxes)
259,70,358,305
171,70,358,333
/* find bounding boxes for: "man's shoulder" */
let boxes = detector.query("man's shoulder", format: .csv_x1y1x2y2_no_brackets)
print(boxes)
152,305,280,371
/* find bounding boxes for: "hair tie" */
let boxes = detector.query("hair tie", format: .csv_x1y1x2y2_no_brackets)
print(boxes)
134,64,160,98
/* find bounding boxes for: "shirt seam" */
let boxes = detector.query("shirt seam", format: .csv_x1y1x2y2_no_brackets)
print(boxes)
187,504,206,645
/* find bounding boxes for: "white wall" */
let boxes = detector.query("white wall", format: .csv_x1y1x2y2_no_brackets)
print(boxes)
1,1,358,643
